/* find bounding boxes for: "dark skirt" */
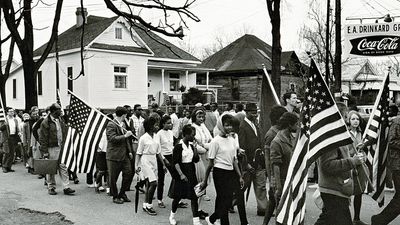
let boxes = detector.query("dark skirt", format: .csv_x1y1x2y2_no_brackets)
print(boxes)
168,162,197,200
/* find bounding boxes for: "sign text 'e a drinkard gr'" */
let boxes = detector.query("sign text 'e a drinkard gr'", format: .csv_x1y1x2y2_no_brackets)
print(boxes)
345,22,400,57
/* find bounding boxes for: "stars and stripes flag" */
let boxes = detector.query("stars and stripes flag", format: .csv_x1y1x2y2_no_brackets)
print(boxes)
276,59,353,225
362,72,390,207
61,93,108,173
0,96,6,122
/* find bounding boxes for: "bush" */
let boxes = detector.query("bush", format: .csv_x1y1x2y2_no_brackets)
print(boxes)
182,87,206,105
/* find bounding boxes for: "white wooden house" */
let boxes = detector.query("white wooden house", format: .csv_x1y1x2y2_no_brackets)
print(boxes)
6,8,210,109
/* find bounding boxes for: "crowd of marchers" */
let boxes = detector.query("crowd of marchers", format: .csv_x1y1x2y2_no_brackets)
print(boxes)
1,90,400,225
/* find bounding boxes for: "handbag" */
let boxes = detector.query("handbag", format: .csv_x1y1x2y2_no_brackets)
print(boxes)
33,159,58,175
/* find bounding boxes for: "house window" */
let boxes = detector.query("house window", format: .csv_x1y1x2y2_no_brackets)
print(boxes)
290,83,296,92
114,66,127,89
169,73,180,92
67,67,73,93
232,78,239,100
115,27,122,39
38,71,43,96
12,79,16,99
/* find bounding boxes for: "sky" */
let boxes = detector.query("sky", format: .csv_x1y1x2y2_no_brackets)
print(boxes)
2,0,400,61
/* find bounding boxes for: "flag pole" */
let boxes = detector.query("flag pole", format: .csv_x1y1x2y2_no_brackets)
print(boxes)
262,64,281,105
362,67,391,141
67,90,137,139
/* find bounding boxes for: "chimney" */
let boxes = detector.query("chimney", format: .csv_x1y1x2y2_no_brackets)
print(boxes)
75,7,88,28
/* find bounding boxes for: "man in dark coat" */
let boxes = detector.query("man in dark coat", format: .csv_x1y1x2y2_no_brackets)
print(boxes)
1,108,20,173
106,106,134,204
39,103,75,196
238,103,267,216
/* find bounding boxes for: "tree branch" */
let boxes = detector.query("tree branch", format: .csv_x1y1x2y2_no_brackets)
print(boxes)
34,0,63,73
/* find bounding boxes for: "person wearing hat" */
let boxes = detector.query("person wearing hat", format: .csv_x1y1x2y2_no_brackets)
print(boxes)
238,102,267,216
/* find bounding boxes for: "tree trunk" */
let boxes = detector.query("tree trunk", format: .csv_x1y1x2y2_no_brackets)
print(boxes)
0,78,7,107
271,11,281,98
21,55,38,110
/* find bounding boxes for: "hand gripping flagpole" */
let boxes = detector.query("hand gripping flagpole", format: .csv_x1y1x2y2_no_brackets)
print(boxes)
67,90,137,139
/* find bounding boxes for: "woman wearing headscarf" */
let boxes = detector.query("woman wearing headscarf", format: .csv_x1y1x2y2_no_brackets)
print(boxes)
191,108,213,218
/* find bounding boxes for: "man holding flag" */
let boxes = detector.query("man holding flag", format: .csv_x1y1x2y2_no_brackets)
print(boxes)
372,104,400,225
314,102,365,225
39,103,75,195
276,59,361,225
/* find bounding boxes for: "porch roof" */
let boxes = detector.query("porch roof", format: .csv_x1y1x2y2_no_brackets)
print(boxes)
148,61,214,72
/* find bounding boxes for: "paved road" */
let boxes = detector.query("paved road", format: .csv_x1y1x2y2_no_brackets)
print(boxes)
0,162,399,225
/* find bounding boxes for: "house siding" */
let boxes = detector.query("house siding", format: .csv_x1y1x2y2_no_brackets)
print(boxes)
95,20,142,48
87,50,148,108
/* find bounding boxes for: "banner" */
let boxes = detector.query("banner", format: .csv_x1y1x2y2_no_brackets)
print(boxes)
345,22,400,57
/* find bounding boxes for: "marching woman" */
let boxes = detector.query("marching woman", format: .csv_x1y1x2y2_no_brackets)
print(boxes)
155,115,174,208
135,117,166,216
168,124,201,225
348,111,368,225
191,109,213,218
202,114,244,225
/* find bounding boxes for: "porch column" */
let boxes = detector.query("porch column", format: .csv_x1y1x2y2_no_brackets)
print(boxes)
206,71,209,90
185,70,189,88
161,69,165,93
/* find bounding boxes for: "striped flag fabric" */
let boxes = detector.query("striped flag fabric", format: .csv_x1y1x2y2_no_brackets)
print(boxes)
61,93,108,173
362,72,390,207
0,96,6,122
276,59,353,225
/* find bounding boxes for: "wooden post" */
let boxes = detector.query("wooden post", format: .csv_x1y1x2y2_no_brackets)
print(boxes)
161,69,165,93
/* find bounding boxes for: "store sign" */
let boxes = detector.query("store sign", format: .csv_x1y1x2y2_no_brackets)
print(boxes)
345,22,400,57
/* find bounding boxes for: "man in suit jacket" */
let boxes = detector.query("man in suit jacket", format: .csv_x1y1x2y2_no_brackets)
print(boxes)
238,103,268,216
1,108,20,173
106,106,134,204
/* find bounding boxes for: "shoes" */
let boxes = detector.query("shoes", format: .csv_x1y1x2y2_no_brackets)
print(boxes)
203,195,211,201
158,201,166,208
177,202,188,208
87,183,96,188
169,212,177,225
8,169,15,172
205,216,214,225
198,210,209,220
48,188,57,195
38,174,45,179
74,179,79,184
3,168,8,173
113,198,124,204
120,195,131,202
106,188,110,196
44,180,48,186
98,186,106,192
353,219,369,225
143,206,157,216
63,188,75,195
257,210,266,216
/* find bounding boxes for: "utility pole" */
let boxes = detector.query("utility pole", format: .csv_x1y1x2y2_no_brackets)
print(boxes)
325,0,331,85
55,32,60,92
334,0,342,96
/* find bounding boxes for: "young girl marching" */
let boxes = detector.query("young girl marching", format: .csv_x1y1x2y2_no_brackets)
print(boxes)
135,117,166,215
168,124,201,225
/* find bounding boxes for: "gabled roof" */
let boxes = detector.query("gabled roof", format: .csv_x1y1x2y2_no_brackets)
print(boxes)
201,34,272,72
201,34,299,72
342,59,382,82
33,15,199,62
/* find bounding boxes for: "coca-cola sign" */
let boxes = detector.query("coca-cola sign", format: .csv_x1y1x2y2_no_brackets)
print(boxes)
349,35,400,56
345,22,400,57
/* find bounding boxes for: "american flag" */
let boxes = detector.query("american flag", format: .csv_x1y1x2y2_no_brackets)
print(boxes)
276,59,353,225
61,93,108,173
363,72,390,207
56,89,62,107
0,96,6,122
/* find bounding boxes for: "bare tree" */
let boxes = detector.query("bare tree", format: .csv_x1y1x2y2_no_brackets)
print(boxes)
1,0,199,110
2,0,64,110
0,9,16,106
